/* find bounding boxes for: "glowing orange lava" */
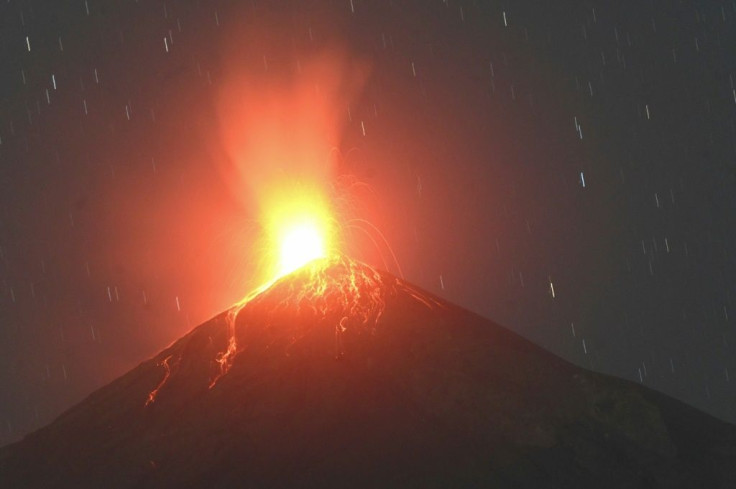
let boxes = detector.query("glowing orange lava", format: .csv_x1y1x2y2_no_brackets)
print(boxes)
145,355,174,406
144,254,446,405
207,255,388,389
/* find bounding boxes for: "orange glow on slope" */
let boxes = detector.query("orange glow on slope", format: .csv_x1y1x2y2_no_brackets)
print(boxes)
201,188,339,390
145,256,443,403
206,255,388,389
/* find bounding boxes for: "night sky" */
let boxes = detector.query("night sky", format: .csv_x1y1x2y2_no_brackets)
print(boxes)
1,0,735,448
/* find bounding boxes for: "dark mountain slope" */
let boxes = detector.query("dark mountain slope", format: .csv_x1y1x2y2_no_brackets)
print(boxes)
1,257,735,488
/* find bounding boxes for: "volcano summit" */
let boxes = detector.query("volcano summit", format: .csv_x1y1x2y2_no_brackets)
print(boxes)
1,257,735,488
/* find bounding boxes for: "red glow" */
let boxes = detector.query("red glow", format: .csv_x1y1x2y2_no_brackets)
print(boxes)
216,20,371,286
143,15,395,405
146,256,397,403
210,256,389,388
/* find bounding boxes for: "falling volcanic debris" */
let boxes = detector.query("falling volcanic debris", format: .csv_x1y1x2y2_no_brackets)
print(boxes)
1,257,735,488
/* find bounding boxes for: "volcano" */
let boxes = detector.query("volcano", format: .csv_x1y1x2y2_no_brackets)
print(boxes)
1,257,735,488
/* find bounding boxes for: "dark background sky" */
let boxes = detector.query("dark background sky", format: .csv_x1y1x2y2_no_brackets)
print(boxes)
1,0,735,448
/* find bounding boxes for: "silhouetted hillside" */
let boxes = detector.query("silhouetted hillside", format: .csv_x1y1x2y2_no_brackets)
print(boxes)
2,257,735,487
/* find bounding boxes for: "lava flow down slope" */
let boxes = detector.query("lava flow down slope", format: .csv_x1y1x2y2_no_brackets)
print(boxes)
1,256,735,488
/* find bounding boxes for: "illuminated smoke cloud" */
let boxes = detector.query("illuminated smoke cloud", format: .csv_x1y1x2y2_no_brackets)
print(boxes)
216,17,370,212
